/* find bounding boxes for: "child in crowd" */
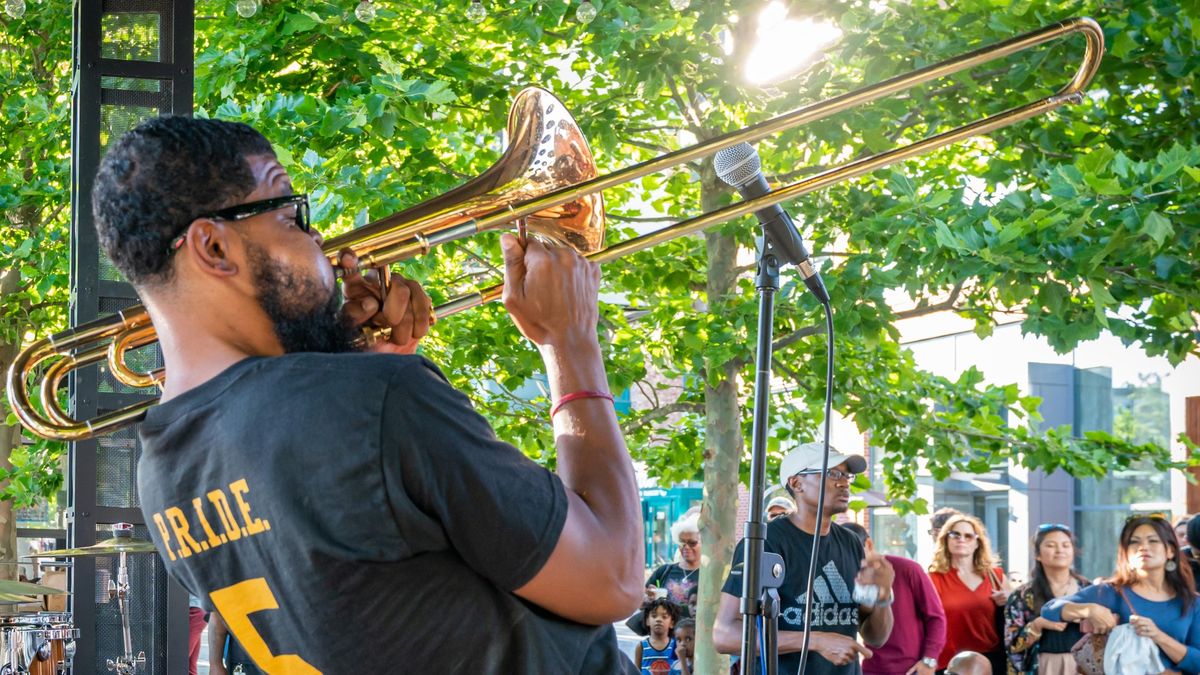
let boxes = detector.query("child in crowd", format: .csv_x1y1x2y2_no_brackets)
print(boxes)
686,589,698,619
670,618,695,674
635,598,681,674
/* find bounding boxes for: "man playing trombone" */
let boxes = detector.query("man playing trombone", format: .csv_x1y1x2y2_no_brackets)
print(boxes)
91,115,643,673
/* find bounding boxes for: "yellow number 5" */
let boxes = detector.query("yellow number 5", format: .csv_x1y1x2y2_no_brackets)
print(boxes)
210,578,321,674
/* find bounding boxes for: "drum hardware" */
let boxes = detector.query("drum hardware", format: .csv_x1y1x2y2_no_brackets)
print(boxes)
35,537,156,559
23,524,151,674
97,525,145,675
0,615,79,675
0,582,66,597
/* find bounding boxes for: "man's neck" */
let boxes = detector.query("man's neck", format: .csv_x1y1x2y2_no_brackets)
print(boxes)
150,300,281,402
791,508,832,536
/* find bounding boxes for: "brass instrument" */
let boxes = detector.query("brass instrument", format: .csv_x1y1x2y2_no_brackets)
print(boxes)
6,18,1104,441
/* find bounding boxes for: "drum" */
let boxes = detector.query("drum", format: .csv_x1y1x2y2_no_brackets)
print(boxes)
0,613,77,675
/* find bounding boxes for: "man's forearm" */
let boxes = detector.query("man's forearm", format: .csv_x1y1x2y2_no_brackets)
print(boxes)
208,612,227,675
777,630,842,654
860,605,894,647
542,339,642,584
714,619,839,658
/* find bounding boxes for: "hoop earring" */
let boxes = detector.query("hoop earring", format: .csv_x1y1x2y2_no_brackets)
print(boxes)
1166,559,1178,572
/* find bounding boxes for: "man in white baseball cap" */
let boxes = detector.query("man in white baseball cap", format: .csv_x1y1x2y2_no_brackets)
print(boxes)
714,441,895,675
778,441,868,493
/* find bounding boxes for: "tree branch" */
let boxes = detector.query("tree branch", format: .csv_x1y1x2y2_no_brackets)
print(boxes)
621,401,704,436
892,280,965,321
624,137,672,155
666,73,702,131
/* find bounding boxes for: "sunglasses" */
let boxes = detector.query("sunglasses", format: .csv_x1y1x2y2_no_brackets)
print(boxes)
678,539,700,548
947,530,979,541
1038,523,1072,533
171,194,312,253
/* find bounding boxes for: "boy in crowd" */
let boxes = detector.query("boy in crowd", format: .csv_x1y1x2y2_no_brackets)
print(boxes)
636,598,681,674
671,618,695,675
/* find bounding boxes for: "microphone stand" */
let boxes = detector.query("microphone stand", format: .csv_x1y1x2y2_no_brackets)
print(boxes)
738,227,801,675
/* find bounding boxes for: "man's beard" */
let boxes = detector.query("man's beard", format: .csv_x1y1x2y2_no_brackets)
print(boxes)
246,242,357,354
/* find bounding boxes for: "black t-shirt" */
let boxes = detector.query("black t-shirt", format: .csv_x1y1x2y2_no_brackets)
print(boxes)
137,353,635,674
723,518,866,675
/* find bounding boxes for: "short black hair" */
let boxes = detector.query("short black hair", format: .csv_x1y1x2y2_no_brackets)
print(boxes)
1187,516,1200,551
675,618,695,632
930,507,963,536
92,115,275,287
641,597,681,625
840,521,869,547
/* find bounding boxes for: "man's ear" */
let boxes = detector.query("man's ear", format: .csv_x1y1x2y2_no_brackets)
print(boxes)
184,218,240,277
789,476,802,494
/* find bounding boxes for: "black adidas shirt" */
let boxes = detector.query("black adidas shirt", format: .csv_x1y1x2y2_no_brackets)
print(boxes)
137,352,635,674
723,518,867,675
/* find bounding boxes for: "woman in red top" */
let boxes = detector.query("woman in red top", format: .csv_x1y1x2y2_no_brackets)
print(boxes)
929,514,1011,674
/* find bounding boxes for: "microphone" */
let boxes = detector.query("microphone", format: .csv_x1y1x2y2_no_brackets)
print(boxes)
714,142,829,303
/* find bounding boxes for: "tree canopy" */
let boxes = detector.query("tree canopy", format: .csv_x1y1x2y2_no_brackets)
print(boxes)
1,2,1198,669
2,0,1197,526
174,0,1199,500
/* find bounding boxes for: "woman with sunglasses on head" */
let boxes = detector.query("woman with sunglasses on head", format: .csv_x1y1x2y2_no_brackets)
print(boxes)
1003,524,1090,675
929,514,1010,674
1043,515,1200,674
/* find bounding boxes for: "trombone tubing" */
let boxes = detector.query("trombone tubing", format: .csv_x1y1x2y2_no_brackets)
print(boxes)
6,17,1103,441
434,17,1104,316
357,17,1104,273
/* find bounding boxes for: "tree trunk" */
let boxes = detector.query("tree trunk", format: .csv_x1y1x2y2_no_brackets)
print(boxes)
0,266,22,582
695,170,743,675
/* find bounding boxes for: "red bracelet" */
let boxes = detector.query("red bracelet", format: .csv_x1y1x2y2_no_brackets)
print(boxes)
551,390,614,417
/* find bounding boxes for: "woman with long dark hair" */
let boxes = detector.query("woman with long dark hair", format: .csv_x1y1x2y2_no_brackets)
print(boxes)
1004,524,1090,675
1043,515,1200,673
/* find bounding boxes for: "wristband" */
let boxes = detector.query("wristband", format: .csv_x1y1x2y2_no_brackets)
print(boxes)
551,390,614,417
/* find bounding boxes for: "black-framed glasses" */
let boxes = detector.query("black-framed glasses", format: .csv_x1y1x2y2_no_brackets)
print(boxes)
1038,523,1072,532
171,194,312,253
797,468,857,482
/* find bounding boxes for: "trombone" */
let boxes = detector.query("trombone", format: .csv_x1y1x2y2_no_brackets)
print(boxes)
6,17,1104,441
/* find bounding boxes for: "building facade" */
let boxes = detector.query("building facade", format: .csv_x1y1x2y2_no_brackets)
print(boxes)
867,318,1200,580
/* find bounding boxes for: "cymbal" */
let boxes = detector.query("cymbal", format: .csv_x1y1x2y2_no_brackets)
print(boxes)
0,580,67,596
32,537,157,558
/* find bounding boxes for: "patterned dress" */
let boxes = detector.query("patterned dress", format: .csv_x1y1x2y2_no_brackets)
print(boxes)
1004,579,1090,675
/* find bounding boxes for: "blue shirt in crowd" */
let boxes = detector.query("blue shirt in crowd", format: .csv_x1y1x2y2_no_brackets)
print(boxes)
1043,582,1200,674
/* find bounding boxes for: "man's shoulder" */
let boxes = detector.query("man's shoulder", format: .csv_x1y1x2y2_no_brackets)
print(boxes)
274,351,434,378
883,554,924,574
267,352,451,393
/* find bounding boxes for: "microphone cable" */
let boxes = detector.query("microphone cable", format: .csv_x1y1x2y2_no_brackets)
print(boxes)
794,298,835,675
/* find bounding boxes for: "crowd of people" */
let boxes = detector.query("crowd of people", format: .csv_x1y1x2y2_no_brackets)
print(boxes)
629,456,1200,675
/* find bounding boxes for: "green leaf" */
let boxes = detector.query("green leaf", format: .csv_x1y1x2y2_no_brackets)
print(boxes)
282,12,321,35
1141,211,1173,247
13,237,34,259
1110,31,1139,58
1082,173,1125,196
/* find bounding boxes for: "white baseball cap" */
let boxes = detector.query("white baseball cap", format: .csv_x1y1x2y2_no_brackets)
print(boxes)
764,496,795,513
779,441,867,488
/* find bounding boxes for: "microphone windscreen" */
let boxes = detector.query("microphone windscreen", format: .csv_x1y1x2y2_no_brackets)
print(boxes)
714,142,763,189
